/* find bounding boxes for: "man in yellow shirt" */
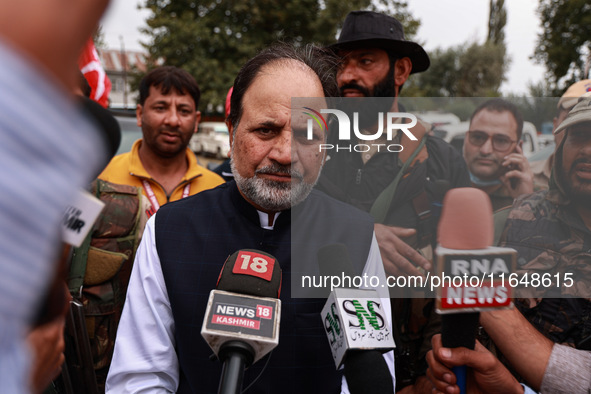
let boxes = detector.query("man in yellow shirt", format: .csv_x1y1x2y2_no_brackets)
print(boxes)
99,66,223,216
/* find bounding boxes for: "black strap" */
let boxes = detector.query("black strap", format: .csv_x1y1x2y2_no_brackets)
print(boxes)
369,135,428,223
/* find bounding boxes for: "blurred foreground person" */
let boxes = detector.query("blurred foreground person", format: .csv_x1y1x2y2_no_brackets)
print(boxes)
0,0,112,392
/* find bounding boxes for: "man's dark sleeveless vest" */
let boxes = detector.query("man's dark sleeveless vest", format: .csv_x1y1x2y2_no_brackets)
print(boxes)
155,181,374,393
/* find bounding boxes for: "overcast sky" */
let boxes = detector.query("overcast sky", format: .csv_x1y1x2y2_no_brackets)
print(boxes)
100,0,546,95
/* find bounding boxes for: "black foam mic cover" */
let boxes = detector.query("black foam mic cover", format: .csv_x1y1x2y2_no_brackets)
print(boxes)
344,350,394,394
441,312,479,350
216,249,281,298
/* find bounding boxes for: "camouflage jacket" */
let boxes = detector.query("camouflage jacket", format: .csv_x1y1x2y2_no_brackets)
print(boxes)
66,179,147,393
498,188,591,349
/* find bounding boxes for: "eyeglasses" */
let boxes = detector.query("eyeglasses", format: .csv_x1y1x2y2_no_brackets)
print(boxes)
466,131,517,152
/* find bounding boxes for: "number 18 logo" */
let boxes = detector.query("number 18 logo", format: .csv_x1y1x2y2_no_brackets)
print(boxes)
233,251,275,281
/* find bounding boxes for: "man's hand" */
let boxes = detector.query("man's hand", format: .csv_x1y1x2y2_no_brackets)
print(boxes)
28,282,70,393
28,317,66,393
425,334,523,394
374,223,431,277
499,145,534,199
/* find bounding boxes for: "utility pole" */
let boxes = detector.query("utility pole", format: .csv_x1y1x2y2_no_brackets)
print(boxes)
120,35,128,110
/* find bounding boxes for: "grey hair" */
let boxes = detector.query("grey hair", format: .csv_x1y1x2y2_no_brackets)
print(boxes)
227,42,339,131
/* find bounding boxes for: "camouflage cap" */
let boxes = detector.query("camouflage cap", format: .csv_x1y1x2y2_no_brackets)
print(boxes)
557,79,591,110
554,92,591,134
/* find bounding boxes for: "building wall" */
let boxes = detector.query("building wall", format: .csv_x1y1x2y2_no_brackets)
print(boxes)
98,49,147,109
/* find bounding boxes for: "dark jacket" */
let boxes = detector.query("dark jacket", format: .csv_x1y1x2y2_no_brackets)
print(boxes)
318,135,470,233
498,137,591,349
155,181,375,393
316,134,470,389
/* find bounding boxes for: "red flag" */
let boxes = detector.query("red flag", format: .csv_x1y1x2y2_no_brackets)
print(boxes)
78,38,112,108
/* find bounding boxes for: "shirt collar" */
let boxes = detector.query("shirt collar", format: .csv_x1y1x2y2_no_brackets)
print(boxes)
256,210,281,229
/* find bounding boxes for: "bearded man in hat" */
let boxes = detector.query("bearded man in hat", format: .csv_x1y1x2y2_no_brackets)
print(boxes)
316,10,470,393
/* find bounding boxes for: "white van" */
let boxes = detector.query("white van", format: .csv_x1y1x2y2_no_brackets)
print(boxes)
190,121,230,159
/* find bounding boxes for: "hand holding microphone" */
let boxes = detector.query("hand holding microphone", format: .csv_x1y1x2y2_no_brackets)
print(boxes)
435,188,517,394
426,334,524,394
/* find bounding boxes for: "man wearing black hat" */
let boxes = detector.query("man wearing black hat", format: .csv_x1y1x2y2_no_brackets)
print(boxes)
317,10,470,393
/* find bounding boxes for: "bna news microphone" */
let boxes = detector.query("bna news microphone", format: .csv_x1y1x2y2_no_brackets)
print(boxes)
435,188,516,393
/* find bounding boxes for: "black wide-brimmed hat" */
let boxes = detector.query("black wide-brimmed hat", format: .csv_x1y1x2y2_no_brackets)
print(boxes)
329,11,430,74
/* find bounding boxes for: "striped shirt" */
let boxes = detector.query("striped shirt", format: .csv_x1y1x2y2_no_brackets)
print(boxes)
0,38,106,393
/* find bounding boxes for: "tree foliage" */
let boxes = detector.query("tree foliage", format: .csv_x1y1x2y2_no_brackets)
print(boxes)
534,0,591,94
139,0,420,114
457,42,507,96
406,0,507,98
487,0,506,45
407,41,507,98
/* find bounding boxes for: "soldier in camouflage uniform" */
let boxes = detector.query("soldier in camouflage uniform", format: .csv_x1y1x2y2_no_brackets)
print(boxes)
51,179,148,394
496,95,591,352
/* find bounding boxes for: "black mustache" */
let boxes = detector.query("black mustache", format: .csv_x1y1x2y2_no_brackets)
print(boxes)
339,83,370,97
474,154,500,164
161,127,181,135
572,158,591,167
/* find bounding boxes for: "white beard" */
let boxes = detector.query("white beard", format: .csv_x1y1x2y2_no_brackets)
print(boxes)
231,157,320,212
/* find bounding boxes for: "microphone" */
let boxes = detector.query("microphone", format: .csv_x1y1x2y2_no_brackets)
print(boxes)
201,249,282,394
435,188,517,393
318,244,395,393
344,350,396,394
61,189,105,247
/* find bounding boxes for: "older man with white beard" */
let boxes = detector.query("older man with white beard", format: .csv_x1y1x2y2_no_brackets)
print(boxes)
106,43,393,394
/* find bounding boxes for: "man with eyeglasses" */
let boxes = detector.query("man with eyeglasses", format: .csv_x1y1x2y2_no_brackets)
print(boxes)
463,98,534,211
